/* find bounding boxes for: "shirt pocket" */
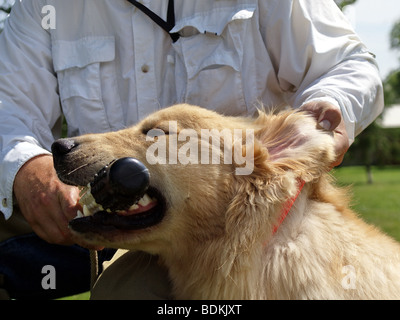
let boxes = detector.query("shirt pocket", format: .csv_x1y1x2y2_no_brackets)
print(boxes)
52,36,116,136
171,4,256,115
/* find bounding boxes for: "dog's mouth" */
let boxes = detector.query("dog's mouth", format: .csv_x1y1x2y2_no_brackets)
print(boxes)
68,158,166,234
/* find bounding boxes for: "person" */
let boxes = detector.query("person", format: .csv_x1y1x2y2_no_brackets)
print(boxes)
0,0,383,299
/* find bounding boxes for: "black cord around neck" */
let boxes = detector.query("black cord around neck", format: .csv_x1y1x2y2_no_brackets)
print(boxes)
127,0,180,42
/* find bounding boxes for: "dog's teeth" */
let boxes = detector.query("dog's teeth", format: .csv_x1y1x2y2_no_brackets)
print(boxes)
129,203,139,210
138,194,152,206
87,200,102,211
79,184,90,197
79,192,91,205
79,184,155,214
75,210,84,219
83,204,92,217
78,183,105,216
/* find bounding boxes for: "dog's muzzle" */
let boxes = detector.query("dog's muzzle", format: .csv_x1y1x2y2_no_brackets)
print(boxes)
68,157,166,234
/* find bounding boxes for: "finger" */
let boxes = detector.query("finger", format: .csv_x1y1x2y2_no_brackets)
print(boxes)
301,101,350,169
30,209,74,245
317,107,342,131
330,122,350,168
13,155,78,245
53,213,74,244
300,101,342,131
58,185,81,221
35,190,76,245
35,189,73,244
47,183,81,242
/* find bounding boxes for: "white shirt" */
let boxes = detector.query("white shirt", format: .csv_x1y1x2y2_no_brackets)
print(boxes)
0,0,384,219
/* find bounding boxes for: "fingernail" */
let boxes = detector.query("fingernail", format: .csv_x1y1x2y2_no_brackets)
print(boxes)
318,120,331,131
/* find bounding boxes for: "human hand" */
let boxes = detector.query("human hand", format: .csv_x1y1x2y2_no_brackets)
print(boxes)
300,101,349,168
13,154,80,245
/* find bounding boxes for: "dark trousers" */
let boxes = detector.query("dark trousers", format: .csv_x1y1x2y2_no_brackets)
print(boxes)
0,210,114,299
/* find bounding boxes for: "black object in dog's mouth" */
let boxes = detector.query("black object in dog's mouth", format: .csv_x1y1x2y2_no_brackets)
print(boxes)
68,158,166,234
69,187,166,234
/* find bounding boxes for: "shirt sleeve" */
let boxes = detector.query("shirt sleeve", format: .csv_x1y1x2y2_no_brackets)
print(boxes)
0,0,61,219
260,0,384,143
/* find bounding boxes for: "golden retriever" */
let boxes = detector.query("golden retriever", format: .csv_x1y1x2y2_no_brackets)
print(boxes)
52,104,400,299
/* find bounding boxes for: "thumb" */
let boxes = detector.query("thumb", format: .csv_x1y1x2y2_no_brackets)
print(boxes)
300,101,343,132
317,107,342,131
58,184,81,221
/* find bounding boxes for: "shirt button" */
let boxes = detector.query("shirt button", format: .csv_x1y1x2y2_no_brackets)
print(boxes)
141,64,150,73
167,55,175,65
2,198,7,208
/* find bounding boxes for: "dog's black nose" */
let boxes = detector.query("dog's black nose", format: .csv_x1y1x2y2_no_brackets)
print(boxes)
51,138,78,157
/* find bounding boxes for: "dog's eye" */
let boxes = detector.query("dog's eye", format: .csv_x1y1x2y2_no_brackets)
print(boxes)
143,127,168,137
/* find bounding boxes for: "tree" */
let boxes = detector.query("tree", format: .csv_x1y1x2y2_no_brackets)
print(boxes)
341,5,400,183
342,122,400,183
390,20,400,50
384,20,400,105
384,71,400,105
334,0,357,10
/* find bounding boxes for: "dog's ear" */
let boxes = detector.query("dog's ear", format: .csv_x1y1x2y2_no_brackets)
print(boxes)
250,110,336,183
220,110,337,277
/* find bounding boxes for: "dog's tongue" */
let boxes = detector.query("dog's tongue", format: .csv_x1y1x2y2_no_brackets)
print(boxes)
69,200,164,233
116,196,158,216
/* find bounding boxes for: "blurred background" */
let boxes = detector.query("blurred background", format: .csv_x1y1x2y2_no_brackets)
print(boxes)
336,0,400,242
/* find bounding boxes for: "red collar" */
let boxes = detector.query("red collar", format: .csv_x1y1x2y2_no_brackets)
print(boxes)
272,179,305,235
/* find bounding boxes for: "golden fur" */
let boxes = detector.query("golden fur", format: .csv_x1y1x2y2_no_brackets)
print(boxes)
57,104,400,299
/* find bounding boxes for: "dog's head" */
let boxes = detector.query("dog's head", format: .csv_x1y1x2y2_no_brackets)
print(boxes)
52,104,335,254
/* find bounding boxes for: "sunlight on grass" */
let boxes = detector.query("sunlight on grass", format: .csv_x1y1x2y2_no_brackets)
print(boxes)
333,166,400,241
58,291,90,300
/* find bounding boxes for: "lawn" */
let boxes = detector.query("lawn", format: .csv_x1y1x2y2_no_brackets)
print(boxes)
59,291,90,300
332,165,400,241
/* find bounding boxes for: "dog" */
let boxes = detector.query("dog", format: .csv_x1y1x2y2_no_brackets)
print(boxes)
52,104,400,299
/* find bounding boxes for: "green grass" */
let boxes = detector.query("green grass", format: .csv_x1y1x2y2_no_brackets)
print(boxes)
332,166,400,241
58,291,90,300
